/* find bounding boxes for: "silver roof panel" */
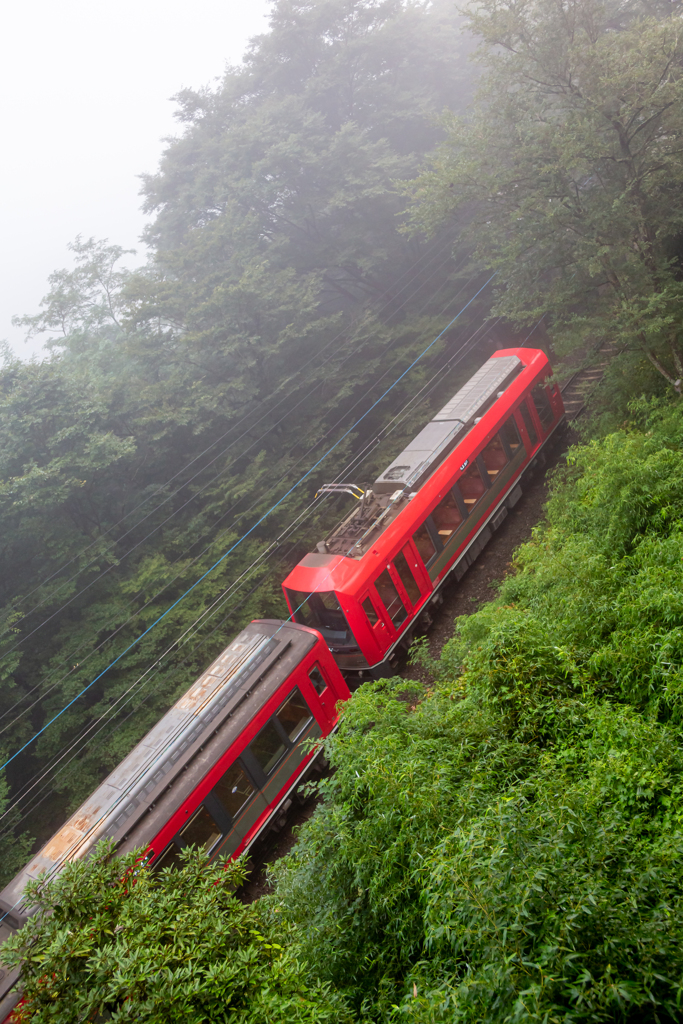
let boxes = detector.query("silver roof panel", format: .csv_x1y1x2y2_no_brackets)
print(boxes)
374,355,522,494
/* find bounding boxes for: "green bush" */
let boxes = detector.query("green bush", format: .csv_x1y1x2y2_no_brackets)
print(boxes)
1,844,349,1023
272,403,683,1021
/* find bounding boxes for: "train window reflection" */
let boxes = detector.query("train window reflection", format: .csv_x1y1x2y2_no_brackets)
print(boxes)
413,522,436,563
213,762,254,818
179,806,222,852
375,569,408,628
458,461,487,510
309,665,327,694
362,597,379,625
480,435,508,483
500,417,521,456
532,383,554,430
286,589,356,647
249,721,286,774
519,401,538,447
154,841,184,871
276,688,312,741
431,490,464,542
393,550,421,605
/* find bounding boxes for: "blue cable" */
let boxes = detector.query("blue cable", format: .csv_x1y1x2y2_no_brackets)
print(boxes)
0,273,495,774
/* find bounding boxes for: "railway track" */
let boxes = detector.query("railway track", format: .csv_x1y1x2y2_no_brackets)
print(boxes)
560,340,616,421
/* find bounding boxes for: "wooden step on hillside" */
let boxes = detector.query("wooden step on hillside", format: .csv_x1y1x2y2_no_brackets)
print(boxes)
560,341,617,420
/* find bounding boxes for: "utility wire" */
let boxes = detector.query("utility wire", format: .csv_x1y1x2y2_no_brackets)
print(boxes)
0,273,495,776
0,381,434,834
0,244,466,661
0,256,478,732
1,233,463,639
0,308,504,851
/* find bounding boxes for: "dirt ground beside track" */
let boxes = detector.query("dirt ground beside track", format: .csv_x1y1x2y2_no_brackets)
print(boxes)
238,423,581,901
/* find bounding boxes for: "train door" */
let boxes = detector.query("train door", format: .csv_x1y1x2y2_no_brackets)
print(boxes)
307,662,337,722
360,589,392,646
515,399,539,451
371,549,425,636
392,547,428,608
402,538,432,593
368,567,408,639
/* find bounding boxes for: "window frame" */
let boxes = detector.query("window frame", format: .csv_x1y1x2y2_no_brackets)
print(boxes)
308,663,327,696
412,516,441,567
361,590,384,629
516,399,539,449
531,381,555,431
391,549,422,608
240,687,314,786
154,789,234,869
499,416,522,461
372,567,409,631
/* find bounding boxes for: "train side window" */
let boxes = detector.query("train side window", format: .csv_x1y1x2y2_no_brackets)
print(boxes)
276,688,312,741
362,596,379,625
519,400,539,447
179,806,222,852
154,841,184,871
309,664,327,694
480,435,508,483
413,521,437,563
375,569,408,628
249,721,287,774
500,417,522,458
212,762,255,818
431,490,464,544
532,383,554,430
286,589,356,647
393,550,421,605
458,461,487,510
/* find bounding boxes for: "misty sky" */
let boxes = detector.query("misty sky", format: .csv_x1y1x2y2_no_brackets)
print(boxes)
2,0,272,358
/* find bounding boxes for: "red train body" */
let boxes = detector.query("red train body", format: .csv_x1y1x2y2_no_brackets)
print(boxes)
283,348,564,676
0,621,349,1022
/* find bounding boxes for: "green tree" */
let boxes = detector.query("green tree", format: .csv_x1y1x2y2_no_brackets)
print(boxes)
408,0,683,390
0,0,488,848
0,844,349,1023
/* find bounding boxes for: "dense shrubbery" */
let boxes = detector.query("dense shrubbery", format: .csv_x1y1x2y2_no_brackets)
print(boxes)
269,398,683,1022
2,844,350,1024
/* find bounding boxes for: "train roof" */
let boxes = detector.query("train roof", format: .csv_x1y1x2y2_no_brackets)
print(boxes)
374,353,522,494
301,348,549,564
0,620,319,918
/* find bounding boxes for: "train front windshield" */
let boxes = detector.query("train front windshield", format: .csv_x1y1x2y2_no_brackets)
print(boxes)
287,590,357,648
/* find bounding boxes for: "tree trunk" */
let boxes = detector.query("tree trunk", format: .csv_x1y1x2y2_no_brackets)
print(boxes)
641,337,682,394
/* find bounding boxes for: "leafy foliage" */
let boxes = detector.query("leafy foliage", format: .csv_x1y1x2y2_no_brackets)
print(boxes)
0,0,485,855
271,398,683,1022
0,843,350,1023
408,0,683,390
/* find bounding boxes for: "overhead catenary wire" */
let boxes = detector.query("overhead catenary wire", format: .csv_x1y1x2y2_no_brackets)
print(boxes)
0,242,469,666
0,310,495,820
0,382,432,836
0,282,500,834
0,272,496,777
1,232,464,641
0,258,482,734
0,308,509,875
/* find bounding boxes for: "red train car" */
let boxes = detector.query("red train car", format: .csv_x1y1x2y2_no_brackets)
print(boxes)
0,620,349,1022
282,348,564,677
